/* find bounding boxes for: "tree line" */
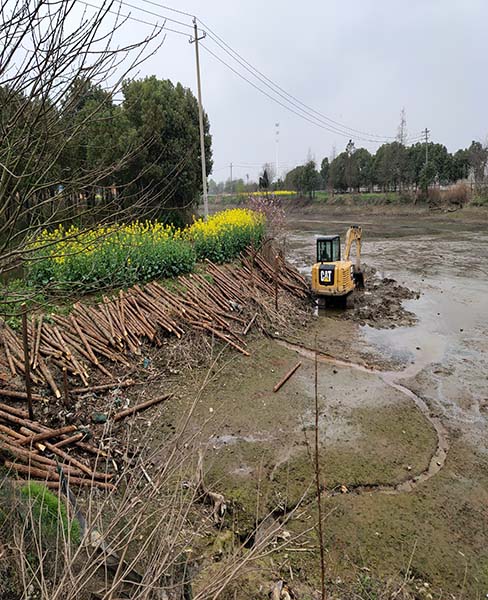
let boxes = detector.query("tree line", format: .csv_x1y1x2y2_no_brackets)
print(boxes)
283,139,487,197
0,76,212,231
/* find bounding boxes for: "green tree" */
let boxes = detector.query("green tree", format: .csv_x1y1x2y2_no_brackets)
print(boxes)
373,142,409,191
302,160,321,198
328,153,348,192
284,165,305,191
320,157,329,188
451,149,470,181
467,140,488,186
354,148,374,191
120,76,212,219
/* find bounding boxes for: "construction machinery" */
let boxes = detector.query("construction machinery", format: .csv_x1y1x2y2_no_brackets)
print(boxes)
311,225,364,307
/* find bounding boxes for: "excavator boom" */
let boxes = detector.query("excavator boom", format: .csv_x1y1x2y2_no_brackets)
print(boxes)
344,225,362,268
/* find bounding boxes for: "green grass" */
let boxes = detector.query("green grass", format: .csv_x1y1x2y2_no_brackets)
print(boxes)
20,482,81,544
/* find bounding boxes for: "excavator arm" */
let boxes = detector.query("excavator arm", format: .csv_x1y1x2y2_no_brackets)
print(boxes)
344,225,364,288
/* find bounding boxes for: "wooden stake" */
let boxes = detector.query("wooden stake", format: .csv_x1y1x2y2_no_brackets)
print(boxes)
62,367,70,407
113,393,172,422
0,389,43,402
274,254,279,312
314,334,326,600
242,313,258,336
18,424,77,447
273,362,301,393
21,305,34,420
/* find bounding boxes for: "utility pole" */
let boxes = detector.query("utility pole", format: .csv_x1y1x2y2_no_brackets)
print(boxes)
423,127,430,166
190,19,208,219
275,122,280,181
230,162,233,192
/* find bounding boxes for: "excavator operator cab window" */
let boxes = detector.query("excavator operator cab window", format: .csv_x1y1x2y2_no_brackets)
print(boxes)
317,236,341,263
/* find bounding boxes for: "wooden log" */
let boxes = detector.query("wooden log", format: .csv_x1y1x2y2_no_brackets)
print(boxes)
72,306,109,345
37,355,61,398
0,440,54,467
70,379,135,395
2,450,84,477
0,402,29,418
0,389,44,401
5,460,59,480
113,394,172,422
40,440,111,480
32,315,43,370
0,424,28,442
10,475,115,491
0,328,16,376
52,326,72,360
242,313,258,336
198,323,250,356
53,432,84,448
19,425,78,447
70,315,98,365
102,297,117,343
273,362,302,393
6,465,115,489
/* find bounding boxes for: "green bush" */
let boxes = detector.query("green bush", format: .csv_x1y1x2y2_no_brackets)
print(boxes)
20,482,81,544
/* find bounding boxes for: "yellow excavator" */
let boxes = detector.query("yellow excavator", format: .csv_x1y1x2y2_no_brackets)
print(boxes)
311,225,364,307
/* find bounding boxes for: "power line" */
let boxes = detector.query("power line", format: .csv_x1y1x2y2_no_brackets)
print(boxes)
199,43,385,145
104,0,194,29
78,1,426,146
137,0,193,18
77,0,192,37
197,16,423,143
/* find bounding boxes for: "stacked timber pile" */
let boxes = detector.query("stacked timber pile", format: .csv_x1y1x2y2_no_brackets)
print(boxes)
0,401,114,489
0,394,171,489
0,248,310,399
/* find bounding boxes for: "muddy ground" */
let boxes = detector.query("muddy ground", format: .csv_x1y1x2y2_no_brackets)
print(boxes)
45,203,488,598
149,203,488,598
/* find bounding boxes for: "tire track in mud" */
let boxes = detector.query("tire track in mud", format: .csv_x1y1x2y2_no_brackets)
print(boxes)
274,338,449,496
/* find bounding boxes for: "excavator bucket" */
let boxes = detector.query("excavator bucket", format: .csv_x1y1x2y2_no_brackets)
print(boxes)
354,270,365,290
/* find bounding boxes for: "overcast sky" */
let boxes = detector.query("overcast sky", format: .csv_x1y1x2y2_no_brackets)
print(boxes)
115,0,487,182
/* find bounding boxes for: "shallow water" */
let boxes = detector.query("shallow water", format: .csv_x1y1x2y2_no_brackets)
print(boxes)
286,215,488,442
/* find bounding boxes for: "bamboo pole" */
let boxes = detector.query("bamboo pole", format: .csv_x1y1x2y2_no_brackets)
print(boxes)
21,304,34,420
273,362,302,393
113,394,172,422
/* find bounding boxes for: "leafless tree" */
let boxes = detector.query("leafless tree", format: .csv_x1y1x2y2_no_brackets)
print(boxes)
0,0,166,281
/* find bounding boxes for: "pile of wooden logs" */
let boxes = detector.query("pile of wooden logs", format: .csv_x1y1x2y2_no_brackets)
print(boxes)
0,249,310,398
0,394,172,489
0,401,114,489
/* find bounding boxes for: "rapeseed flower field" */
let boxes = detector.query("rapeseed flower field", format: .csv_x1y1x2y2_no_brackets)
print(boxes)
28,209,265,290
185,208,265,262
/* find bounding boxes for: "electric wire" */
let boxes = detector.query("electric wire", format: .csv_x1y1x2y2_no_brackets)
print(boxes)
197,16,424,143
77,0,427,146
77,0,192,37
200,42,385,145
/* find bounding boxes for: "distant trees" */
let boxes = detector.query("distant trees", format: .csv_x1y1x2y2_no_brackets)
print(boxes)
284,160,320,198
284,138,487,195
467,141,488,190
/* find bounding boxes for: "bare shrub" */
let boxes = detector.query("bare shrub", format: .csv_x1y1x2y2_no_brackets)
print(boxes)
428,183,470,208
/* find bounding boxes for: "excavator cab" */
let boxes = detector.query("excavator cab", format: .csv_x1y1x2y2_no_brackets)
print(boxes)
316,235,341,263
311,226,364,307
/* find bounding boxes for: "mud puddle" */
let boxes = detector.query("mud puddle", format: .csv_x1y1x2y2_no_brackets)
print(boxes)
274,337,449,495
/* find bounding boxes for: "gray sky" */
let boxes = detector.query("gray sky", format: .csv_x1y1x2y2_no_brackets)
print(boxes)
117,0,487,182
